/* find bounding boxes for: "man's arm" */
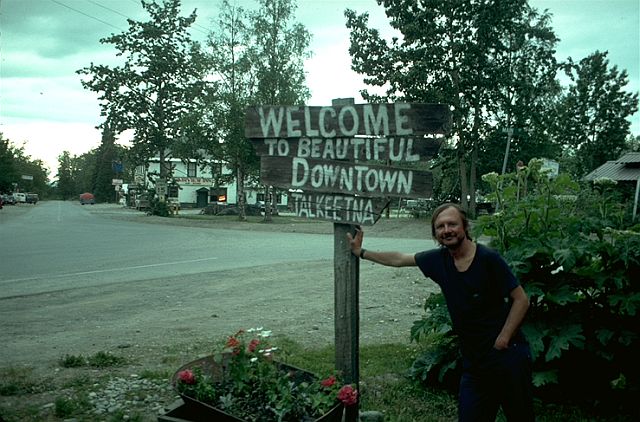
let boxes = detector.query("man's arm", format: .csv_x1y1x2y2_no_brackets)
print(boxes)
494,285,530,349
346,228,417,267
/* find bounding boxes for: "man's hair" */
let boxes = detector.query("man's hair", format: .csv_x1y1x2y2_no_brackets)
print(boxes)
430,202,472,240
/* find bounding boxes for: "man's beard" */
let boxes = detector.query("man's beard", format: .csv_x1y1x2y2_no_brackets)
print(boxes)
438,232,465,249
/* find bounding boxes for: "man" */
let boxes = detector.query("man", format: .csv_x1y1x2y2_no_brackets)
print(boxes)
347,203,534,421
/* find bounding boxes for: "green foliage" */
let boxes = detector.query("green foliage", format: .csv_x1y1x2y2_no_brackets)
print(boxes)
59,351,127,369
59,354,87,368
0,367,44,396
554,51,639,177
146,192,172,217
0,133,50,197
344,0,561,213
473,160,640,410
176,329,351,421
410,161,639,413
408,293,460,386
54,395,88,418
77,0,214,171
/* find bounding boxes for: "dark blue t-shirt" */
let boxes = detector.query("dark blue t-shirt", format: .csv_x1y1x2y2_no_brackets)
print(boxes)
415,244,524,362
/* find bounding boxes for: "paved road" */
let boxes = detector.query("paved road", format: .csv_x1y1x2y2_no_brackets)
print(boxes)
1,201,440,369
0,201,433,299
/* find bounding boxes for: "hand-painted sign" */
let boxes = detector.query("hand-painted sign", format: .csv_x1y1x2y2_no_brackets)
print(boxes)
245,103,450,138
246,103,450,225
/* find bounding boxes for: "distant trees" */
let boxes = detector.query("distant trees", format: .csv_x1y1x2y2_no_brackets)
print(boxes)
245,0,312,220
206,0,258,220
55,139,132,202
0,133,50,196
202,0,311,220
554,51,639,176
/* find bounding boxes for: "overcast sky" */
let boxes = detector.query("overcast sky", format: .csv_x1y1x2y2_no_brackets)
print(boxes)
1,0,638,178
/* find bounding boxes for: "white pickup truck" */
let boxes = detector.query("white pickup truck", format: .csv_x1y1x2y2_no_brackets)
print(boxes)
13,192,27,203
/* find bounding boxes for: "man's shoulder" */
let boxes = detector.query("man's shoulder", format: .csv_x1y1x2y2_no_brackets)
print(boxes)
476,243,502,259
415,247,445,264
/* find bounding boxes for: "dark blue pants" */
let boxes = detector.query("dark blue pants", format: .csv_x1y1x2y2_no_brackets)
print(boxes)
458,342,535,422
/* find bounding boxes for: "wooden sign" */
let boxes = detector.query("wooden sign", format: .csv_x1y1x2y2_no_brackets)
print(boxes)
289,192,390,225
251,136,441,162
261,156,432,198
247,102,450,224
245,103,451,138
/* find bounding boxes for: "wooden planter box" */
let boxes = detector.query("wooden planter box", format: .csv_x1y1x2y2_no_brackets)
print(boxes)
164,355,345,422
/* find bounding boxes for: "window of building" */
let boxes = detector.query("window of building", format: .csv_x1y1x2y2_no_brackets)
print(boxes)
187,162,197,177
211,163,223,178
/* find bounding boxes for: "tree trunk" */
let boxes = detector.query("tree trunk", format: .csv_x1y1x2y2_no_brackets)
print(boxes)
263,185,272,222
469,139,478,218
237,165,246,221
458,136,469,211
270,186,279,216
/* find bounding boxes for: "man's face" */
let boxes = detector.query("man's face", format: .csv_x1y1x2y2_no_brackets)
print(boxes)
433,207,466,249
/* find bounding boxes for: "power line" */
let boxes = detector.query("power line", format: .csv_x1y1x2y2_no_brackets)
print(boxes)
49,0,125,31
86,0,130,20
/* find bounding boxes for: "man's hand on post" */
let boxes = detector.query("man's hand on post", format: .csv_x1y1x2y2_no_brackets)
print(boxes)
346,226,363,257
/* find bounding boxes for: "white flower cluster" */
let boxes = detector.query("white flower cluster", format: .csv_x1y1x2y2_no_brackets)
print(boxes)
247,327,272,338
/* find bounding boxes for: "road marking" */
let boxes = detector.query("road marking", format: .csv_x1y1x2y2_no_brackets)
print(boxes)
0,257,219,284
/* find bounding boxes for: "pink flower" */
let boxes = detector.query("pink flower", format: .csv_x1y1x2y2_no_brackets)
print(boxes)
178,369,196,385
320,375,336,388
247,339,260,353
337,385,358,406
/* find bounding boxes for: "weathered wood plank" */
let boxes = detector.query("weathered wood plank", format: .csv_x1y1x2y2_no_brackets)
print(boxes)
334,223,360,388
261,156,433,198
245,103,451,138
251,137,441,162
288,192,389,225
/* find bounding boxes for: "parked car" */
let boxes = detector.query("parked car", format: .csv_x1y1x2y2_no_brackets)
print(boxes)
79,192,95,205
1,194,15,205
26,193,39,204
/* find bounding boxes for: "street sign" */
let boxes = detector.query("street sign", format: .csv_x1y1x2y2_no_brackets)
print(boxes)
112,179,123,185
21,175,33,180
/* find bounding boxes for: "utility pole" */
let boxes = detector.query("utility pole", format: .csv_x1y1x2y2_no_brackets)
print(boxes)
501,127,514,175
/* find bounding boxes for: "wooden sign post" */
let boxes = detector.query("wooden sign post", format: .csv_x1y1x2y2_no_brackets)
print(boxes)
246,99,450,420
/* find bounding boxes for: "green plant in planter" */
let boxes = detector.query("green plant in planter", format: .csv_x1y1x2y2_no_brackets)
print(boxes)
174,329,357,421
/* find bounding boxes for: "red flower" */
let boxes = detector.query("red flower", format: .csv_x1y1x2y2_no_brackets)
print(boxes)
337,385,358,406
226,336,240,349
320,375,336,388
178,369,196,385
247,338,260,353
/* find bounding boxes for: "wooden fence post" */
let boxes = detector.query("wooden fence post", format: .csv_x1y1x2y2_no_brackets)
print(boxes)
334,222,359,422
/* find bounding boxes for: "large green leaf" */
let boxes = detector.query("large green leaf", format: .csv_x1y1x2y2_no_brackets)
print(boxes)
532,370,558,387
595,328,615,345
545,324,585,361
609,292,640,316
545,284,579,306
521,324,546,362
